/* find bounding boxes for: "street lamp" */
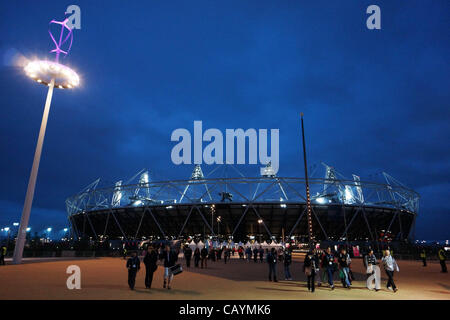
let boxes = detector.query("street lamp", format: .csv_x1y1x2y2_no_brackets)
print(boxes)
216,216,221,236
257,219,263,243
13,17,79,264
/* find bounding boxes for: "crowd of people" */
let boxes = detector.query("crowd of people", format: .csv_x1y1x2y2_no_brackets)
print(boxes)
124,242,448,293
126,244,179,290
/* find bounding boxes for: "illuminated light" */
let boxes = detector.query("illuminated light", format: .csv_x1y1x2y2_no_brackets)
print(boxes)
4,227,10,232
26,227,31,232
47,227,52,232
258,219,263,224
63,228,68,232
13,222,19,226
24,60,79,89
280,203,287,208
316,197,326,204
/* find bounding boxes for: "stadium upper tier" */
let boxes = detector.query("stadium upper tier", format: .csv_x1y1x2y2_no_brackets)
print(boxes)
66,164,419,217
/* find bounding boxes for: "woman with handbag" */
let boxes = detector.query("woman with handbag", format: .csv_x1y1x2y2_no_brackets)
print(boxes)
365,249,380,291
143,246,158,289
303,250,319,292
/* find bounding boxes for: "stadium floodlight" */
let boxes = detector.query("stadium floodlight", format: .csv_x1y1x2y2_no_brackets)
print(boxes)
316,197,326,204
13,17,79,265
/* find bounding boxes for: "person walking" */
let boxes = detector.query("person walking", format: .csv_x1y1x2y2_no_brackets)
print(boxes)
194,247,201,268
126,251,140,290
217,247,222,261
259,246,264,263
143,246,158,289
313,248,323,287
382,250,399,292
209,248,216,262
184,245,193,268
438,247,447,273
201,246,208,269
420,249,427,267
253,247,258,263
267,248,278,282
224,247,230,264
0,245,6,265
162,245,178,290
304,250,319,292
338,248,351,289
238,247,244,260
364,249,381,291
283,249,293,280
245,247,252,262
322,247,336,290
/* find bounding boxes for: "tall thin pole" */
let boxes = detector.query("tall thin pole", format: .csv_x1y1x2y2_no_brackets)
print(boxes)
300,113,314,250
12,78,55,264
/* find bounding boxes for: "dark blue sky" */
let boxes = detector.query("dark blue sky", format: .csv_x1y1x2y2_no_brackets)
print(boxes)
0,1,448,239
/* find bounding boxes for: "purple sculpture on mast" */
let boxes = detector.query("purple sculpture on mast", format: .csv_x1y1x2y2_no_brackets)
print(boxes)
49,18,73,63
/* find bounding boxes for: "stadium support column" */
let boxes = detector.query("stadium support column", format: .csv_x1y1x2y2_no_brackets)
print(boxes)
300,113,314,250
13,78,55,264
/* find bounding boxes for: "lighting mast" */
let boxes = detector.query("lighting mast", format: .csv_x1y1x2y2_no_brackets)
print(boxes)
13,17,80,264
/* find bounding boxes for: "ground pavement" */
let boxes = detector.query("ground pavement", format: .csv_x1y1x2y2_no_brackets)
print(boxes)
0,256,448,299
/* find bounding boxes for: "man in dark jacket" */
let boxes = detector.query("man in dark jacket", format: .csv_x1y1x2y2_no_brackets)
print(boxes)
259,246,264,262
184,245,193,268
143,246,158,289
162,245,178,289
0,245,6,265
267,248,278,282
283,249,293,280
126,251,140,290
438,247,447,273
253,247,258,263
201,247,208,268
322,247,336,290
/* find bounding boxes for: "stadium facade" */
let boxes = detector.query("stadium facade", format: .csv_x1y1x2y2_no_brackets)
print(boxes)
66,163,419,243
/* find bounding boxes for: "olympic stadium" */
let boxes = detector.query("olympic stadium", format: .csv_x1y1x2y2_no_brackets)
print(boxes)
66,163,419,243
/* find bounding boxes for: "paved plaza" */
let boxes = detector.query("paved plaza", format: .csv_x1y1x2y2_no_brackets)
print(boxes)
0,256,449,300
